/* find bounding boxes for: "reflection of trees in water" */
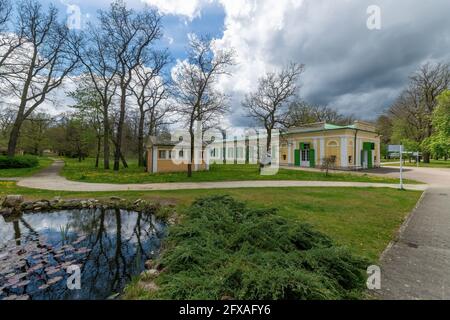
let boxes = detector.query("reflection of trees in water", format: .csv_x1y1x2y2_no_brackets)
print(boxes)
0,208,163,300
65,208,162,299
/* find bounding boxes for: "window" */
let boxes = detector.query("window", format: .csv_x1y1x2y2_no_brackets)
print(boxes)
158,150,167,159
330,155,337,163
237,147,244,159
179,150,184,158
301,149,310,162
227,148,234,158
282,154,287,161
348,155,352,164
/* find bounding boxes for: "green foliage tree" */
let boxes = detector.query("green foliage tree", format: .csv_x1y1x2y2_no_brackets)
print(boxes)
69,87,104,167
18,113,53,155
428,90,450,159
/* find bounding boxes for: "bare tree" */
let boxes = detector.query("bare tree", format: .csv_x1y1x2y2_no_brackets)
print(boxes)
410,63,450,162
0,0,11,29
243,62,304,152
75,26,119,170
3,0,79,157
389,62,450,162
320,156,336,177
97,0,163,171
0,0,25,92
129,50,171,167
172,35,235,177
287,101,354,127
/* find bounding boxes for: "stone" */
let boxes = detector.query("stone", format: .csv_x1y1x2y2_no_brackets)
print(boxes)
140,269,159,278
33,201,48,210
2,195,24,208
0,207,13,216
144,259,154,270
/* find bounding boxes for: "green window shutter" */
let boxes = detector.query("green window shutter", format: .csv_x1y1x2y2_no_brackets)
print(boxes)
309,149,316,168
368,150,373,169
294,149,300,166
300,143,304,150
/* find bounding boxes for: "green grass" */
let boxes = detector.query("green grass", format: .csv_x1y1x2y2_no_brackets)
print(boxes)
383,159,450,169
0,181,421,300
0,182,421,261
0,157,54,178
125,195,369,300
61,157,419,184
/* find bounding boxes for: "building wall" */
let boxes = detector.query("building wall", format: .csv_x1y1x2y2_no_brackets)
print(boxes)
283,128,380,169
146,146,207,173
146,127,381,173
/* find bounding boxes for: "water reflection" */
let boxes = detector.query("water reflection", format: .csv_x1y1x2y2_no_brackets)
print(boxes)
0,208,165,300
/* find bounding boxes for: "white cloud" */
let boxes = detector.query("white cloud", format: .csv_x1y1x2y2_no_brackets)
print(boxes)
141,0,213,20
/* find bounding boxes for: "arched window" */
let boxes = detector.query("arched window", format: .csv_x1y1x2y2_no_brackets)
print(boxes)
327,140,339,147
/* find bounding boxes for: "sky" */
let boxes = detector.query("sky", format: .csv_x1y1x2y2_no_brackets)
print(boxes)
11,0,450,125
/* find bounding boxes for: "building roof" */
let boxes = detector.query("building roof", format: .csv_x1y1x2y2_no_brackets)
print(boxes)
145,136,177,147
287,121,375,134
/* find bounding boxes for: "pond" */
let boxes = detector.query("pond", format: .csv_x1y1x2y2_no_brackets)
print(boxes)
0,208,166,300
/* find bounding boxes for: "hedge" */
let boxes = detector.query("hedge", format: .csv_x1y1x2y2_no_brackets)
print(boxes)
0,155,39,169
149,195,369,300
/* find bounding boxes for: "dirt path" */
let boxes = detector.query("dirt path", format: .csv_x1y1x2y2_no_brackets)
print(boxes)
15,160,426,192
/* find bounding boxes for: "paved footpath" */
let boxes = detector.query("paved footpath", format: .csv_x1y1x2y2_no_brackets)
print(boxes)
372,166,450,299
14,160,426,192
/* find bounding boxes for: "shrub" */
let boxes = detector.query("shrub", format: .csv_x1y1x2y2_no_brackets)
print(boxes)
149,195,369,300
0,155,39,169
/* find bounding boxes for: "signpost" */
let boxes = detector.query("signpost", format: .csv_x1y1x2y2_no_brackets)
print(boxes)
399,145,403,190
388,145,404,190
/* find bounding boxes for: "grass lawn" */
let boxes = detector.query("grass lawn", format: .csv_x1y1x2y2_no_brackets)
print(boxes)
0,181,421,261
61,157,419,185
383,159,450,169
0,157,54,178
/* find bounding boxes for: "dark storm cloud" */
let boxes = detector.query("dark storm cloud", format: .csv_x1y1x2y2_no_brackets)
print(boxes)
225,0,450,121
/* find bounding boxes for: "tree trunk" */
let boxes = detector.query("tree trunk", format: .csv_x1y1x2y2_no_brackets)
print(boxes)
114,87,127,171
137,112,145,167
423,151,431,164
188,130,194,178
7,119,22,157
266,128,272,153
120,151,128,168
95,136,101,168
103,109,110,170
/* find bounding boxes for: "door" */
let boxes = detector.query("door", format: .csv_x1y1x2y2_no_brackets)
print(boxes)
294,149,300,166
301,149,310,167
362,150,368,169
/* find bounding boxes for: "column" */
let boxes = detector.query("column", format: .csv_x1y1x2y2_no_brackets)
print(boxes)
340,137,348,168
319,138,325,165
152,146,158,173
287,139,292,166
356,139,361,168
313,139,318,166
